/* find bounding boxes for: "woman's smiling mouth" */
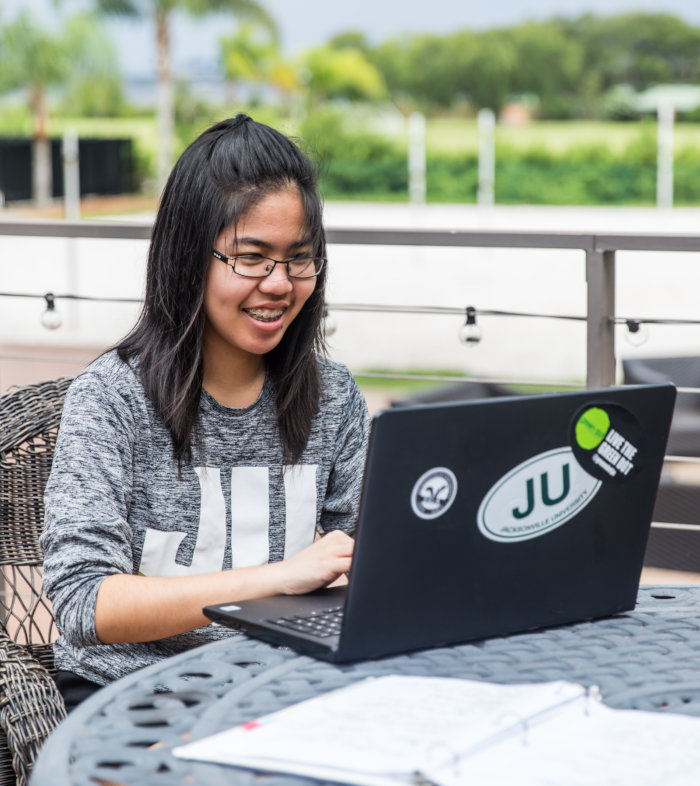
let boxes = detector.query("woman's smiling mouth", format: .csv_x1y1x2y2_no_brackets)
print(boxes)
243,307,286,323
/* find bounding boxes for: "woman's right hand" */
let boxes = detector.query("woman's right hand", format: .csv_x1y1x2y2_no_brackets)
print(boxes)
274,529,354,595
95,530,354,644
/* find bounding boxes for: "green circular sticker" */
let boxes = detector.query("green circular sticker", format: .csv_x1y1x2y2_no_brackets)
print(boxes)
575,407,610,450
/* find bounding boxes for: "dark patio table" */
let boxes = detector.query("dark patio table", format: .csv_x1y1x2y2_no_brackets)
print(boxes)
31,585,700,786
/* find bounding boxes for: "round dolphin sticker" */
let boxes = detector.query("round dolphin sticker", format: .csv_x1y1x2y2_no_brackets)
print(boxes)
411,467,458,520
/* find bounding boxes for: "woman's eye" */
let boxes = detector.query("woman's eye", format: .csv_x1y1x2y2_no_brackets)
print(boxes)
237,254,264,262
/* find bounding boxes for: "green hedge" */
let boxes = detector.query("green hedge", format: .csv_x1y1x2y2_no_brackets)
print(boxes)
317,147,700,205
319,155,408,197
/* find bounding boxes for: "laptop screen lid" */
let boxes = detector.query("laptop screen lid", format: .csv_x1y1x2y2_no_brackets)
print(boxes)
204,383,675,662
335,382,675,660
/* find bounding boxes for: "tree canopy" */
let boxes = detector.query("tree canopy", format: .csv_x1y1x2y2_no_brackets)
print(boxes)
366,13,700,116
4,8,700,126
300,45,386,104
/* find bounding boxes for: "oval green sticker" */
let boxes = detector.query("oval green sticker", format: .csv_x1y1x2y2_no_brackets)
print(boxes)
575,407,610,450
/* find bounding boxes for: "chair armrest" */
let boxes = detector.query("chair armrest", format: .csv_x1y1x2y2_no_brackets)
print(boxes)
0,630,66,786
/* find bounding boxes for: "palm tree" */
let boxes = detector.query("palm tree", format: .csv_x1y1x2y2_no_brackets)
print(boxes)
0,12,120,206
220,22,279,104
1,15,66,205
91,0,276,191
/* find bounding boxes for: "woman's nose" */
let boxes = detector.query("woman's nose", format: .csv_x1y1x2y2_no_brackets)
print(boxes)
258,262,293,292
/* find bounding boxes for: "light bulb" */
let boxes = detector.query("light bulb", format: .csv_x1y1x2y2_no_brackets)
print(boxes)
624,319,649,347
458,323,482,345
458,306,482,345
41,293,63,330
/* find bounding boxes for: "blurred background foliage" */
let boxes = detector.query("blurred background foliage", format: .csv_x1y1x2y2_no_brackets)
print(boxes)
3,7,700,204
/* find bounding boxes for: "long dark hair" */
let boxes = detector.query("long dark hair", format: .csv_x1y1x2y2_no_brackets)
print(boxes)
117,115,327,465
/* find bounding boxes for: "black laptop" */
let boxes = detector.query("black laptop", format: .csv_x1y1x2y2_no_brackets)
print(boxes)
204,383,676,663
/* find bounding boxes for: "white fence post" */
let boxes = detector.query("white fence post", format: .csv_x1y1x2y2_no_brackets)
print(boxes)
657,102,674,209
62,130,81,221
408,112,426,205
478,108,495,206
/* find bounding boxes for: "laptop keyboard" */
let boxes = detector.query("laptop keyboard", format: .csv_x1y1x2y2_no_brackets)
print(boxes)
266,605,344,638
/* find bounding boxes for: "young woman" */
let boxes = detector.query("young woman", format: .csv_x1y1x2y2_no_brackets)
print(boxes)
41,115,370,711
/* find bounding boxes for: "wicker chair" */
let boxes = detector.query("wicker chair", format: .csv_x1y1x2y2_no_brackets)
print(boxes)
0,378,72,786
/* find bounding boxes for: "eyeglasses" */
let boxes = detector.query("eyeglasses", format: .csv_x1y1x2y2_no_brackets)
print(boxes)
212,250,325,279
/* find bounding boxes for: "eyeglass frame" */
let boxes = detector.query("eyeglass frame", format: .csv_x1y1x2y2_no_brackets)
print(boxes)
211,249,326,279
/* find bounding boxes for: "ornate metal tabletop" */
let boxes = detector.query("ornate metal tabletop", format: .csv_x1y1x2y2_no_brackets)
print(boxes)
31,586,700,786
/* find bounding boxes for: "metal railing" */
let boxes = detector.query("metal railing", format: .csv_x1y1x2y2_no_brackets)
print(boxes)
3,217,700,387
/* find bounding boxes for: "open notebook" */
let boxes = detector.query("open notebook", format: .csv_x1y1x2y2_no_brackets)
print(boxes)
174,674,700,786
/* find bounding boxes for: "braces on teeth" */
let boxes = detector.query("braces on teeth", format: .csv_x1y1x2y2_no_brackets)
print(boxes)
246,308,284,322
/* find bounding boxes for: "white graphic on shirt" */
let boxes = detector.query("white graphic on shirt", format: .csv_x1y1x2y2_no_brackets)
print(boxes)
230,467,270,568
283,465,318,559
139,467,227,577
138,464,318,577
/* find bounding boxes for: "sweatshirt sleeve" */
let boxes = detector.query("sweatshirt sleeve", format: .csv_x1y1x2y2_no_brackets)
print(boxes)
41,368,139,648
319,369,371,535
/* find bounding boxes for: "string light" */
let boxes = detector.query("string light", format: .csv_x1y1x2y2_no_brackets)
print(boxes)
1,289,697,341
458,306,482,345
40,293,63,330
623,319,649,347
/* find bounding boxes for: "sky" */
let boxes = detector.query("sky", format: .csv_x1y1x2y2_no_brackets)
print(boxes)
9,0,700,77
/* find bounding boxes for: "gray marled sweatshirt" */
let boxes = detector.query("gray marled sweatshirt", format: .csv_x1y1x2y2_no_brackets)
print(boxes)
41,351,370,685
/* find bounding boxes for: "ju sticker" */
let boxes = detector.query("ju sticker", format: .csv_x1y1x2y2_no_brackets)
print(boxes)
570,403,643,483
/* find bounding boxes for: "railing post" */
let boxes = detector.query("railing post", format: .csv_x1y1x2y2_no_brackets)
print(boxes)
585,248,616,388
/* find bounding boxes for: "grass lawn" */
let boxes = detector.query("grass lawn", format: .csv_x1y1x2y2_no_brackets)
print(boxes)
4,109,700,167
51,116,158,170
426,117,700,154
51,116,156,144
353,370,581,413
0,109,156,149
